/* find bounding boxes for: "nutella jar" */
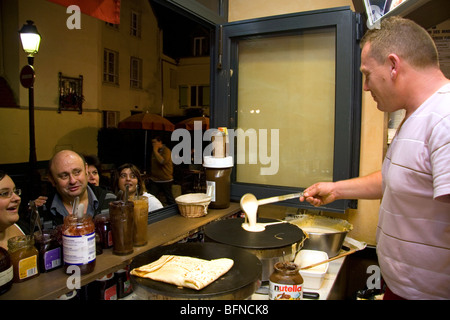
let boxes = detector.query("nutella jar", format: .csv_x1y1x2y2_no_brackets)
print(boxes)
269,262,303,300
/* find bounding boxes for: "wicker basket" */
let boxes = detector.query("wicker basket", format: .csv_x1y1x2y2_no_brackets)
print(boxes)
175,193,212,218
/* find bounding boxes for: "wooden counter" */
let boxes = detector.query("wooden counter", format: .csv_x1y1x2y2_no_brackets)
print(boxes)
0,203,240,300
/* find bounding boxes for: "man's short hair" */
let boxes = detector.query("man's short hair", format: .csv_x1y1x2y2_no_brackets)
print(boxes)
360,16,439,69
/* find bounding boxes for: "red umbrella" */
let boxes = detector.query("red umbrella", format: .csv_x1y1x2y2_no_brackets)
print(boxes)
175,116,210,130
118,112,174,131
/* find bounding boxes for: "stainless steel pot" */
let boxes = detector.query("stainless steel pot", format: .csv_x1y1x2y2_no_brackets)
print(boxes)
302,229,348,257
287,214,353,258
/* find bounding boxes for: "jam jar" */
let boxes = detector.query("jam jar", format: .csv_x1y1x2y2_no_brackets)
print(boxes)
115,267,133,298
7,235,40,282
62,214,96,275
269,261,303,300
94,213,113,249
0,246,13,295
34,229,62,272
89,273,117,300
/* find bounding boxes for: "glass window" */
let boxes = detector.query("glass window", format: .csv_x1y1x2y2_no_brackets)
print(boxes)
180,85,210,108
200,85,210,106
213,8,362,212
130,56,142,89
194,36,208,56
190,86,197,106
103,49,119,85
236,29,335,187
179,86,188,108
130,10,141,37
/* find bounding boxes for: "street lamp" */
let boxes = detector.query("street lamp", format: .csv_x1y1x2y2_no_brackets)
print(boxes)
19,20,41,198
19,20,41,65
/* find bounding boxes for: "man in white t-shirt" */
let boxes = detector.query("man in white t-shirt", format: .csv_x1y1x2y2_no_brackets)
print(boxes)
301,16,450,299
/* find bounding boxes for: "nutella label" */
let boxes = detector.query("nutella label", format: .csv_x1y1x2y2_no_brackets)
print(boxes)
269,282,303,300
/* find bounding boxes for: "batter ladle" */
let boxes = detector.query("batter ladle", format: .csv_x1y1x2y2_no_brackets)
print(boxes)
240,192,304,232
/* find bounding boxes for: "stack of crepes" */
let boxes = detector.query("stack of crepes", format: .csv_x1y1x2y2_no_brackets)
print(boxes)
130,255,234,290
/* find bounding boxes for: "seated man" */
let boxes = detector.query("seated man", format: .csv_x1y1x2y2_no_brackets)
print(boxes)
39,150,115,229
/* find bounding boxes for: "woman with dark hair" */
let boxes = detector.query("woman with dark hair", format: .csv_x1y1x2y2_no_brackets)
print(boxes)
84,154,111,190
0,170,25,249
113,163,163,212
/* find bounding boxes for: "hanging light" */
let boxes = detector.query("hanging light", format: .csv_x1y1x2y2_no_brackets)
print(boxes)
19,20,41,56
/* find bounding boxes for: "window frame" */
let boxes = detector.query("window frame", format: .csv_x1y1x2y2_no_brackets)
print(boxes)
130,56,143,89
130,10,142,38
193,36,207,56
211,7,363,212
103,48,119,85
179,84,210,108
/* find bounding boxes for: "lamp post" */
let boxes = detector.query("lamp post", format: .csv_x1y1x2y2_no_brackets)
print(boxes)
19,20,41,198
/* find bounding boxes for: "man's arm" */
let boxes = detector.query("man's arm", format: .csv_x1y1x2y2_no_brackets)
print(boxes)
301,171,383,207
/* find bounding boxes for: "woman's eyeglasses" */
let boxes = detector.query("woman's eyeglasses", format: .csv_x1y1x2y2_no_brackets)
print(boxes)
0,188,21,198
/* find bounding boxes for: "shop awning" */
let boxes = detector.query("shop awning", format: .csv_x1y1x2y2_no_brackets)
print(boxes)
47,0,120,24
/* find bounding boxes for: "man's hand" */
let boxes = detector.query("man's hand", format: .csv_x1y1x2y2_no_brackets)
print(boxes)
301,182,337,207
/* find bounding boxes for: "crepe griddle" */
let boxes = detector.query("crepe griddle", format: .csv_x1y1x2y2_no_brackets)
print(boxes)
204,218,304,249
130,242,262,300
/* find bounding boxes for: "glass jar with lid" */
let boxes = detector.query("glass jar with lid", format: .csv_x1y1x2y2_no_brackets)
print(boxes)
269,261,303,300
7,235,40,282
34,229,62,272
62,214,96,275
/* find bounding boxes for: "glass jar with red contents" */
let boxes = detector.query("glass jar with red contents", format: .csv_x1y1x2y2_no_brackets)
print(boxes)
94,213,113,249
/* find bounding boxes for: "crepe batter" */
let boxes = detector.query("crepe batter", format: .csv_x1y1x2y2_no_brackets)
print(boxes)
240,193,269,232
242,206,265,232
240,192,304,232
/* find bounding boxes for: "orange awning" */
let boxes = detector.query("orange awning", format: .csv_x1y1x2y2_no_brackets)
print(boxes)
118,112,174,131
175,117,210,130
47,0,120,24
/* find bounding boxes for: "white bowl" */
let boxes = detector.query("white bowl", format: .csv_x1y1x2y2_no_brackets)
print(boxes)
294,249,329,290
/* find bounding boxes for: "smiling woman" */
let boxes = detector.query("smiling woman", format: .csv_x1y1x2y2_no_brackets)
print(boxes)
0,170,25,250
112,163,164,213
